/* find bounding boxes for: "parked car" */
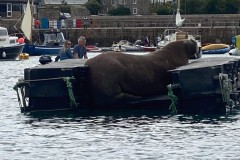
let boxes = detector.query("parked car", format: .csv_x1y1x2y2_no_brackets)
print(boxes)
60,12,71,19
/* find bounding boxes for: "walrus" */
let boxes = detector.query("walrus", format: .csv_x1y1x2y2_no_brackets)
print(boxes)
85,39,198,105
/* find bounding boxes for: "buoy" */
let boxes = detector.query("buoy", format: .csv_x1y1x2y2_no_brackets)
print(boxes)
18,38,24,44
19,53,29,60
2,51,6,58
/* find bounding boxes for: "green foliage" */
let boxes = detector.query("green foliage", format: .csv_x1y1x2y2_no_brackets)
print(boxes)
61,0,68,5
181,0,206,14
224,0,240,14
155,5,173,15
152,2,174,15
60,4,70,13
206,0,225,14
85,0,102,15
108,5,131,16
152,0,240,14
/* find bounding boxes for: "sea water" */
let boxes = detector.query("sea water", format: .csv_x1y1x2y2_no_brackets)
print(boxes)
1,52,240,159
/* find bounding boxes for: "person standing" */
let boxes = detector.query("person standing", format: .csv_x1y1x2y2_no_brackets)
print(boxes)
83,17,88,29
144,36,150,46
56,40,74,61
73,36,88,59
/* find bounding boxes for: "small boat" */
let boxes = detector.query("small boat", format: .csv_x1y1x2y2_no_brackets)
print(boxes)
113,46,126,52
229,48,240,56
0,27,24,60
141,46,157,52
112,40,142,52
86,45,102,52
23,30,65,56
202,44,230,54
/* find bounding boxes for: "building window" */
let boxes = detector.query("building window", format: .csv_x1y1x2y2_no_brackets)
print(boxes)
115,0,118,4
124,0,127,4
133,0,136,4
133,8,137,14
119,0,122,4
103,0,106,5
7,3,12,17
12,4,20,11
111,0,114,4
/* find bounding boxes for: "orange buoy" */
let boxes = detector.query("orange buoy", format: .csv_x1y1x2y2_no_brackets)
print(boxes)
18,38,24,44
19,53,29,60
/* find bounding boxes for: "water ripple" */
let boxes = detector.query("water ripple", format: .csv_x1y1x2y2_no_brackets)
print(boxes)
1,55,240,159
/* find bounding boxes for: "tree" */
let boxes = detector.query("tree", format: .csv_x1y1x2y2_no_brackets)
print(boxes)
60,2,70,13
224,0,240,14
154,2,174,15
151,0,240,14
85,0,102,15
182,0,205,14
108,5,130,16
200,0,223,14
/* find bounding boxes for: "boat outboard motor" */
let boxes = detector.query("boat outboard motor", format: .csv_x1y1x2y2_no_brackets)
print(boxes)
39,55,52,65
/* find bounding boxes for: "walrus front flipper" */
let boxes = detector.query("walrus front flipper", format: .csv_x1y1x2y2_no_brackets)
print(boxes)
114,92,142,103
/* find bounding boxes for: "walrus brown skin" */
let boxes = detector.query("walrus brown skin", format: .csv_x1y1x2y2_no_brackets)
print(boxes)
85,39,198,105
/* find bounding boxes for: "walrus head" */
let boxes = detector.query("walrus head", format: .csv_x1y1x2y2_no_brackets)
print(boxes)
183,39,200,58
183,39,199,58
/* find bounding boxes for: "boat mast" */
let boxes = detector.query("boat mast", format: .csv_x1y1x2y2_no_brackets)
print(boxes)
177,0,180,10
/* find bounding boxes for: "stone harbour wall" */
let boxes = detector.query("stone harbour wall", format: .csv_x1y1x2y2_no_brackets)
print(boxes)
2,14,240,47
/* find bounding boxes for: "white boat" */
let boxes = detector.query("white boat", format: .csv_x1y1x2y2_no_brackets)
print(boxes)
112,40,143,51
0,27,24,60
157,0,202,58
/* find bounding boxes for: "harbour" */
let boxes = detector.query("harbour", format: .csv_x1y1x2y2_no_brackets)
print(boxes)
1,52,240,159
1,0,240,159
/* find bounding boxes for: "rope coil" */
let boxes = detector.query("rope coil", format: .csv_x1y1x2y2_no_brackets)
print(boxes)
219,73,234,108
13,78,28,108
167,84,178,114
63,77,77,108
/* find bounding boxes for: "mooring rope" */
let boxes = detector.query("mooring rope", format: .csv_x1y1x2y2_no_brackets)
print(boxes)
167,84,178,114
63,77,77,108
219,73,234,108
13,78,27,108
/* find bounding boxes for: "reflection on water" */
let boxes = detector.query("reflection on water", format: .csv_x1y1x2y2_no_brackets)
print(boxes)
1,53,240,159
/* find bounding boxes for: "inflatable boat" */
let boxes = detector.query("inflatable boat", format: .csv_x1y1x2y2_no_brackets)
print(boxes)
202,44,230,54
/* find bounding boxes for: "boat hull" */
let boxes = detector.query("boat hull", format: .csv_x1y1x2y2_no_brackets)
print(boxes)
23,44,62,56
0,44,24,60
202,47,230,54
142,46,157,52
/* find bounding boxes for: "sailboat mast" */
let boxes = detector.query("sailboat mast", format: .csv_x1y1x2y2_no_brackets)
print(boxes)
177,0,180,10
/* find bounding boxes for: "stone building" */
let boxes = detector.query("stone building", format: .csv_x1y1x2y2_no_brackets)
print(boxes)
0,0,39,18
100,0,151,15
